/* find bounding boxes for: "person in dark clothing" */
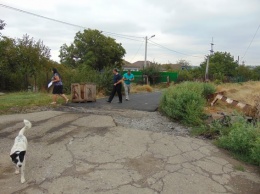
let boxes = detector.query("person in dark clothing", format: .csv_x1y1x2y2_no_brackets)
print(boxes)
51,68,69,104
107,68,123,103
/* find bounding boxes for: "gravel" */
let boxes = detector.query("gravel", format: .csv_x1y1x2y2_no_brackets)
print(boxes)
2,105,190,136
55,106,191,136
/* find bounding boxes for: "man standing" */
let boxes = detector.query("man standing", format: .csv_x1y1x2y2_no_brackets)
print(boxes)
123,70,134,101
107,68,123,103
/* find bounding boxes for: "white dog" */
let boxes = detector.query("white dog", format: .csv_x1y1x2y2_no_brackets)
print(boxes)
10,119,32,183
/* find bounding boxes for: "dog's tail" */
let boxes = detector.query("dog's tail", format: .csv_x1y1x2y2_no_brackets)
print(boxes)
19,119,32,136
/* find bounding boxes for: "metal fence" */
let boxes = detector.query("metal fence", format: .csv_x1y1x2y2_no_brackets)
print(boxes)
121,71,178,84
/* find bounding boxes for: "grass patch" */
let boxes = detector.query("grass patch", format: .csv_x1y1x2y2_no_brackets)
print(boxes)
191,123,221,139
131,84,153,93
216,81,260,105
0,92,62,114
233,164,245,172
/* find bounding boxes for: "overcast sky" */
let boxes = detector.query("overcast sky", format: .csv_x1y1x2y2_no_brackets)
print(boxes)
0,0,259,66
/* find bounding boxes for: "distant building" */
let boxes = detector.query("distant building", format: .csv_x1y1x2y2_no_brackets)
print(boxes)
123,60,153,71
123,61,199,72
160,64,199,71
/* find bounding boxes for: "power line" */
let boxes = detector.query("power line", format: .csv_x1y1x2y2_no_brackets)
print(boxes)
0,3,144,40
1,3,207,63
148,40,203,58
148,40,187,55
242,24,260,60
107,34,144,43
130,41,144,63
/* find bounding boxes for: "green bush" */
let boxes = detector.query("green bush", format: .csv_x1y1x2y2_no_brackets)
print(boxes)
191,121,222,139
251,137,260,165
176,70,194,82
202,83,216,98
62,64,114,95
191,115,233,138
160,82,216,126
216,116,260,165
96,66,114,95
143,64,161,84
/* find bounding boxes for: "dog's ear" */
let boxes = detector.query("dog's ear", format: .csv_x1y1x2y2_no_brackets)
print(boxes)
10,152,17,159
19,151,26,162
10,152,18,163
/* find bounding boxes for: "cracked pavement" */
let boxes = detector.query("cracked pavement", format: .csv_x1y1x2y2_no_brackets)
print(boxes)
0,110,259,194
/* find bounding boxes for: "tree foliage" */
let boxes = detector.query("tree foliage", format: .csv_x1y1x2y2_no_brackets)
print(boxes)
59,29,126,70
200,52,238,79
253,66,260,80
0,35,51,91
0,19,6,35
143,63,161,84
176,59,190,68
164,52,259,83
0,36,17,90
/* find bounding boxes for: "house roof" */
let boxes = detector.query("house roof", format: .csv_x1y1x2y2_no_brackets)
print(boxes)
123,61,153,68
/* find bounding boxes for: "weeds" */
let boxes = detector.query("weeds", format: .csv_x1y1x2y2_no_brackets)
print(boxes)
160,82,216,126
161,81,260,166
131,84,153,93
233,165,245,172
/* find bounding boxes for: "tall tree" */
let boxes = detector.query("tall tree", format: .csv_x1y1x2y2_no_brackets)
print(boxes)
253,66,260,80
59,29,126,70
176,59,190,67
143,63,161,84
16,34,50,89
235,65,253,81
200,51,238,80
0,36,17,90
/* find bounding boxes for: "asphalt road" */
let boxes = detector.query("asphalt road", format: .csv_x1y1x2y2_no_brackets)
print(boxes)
68,91,162,112
1,110,259,194
1,91,260,193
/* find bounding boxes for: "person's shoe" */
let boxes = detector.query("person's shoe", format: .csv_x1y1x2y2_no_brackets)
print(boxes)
118,101,122,103
50,102,56,105
126,99,129,101
107,100,111,103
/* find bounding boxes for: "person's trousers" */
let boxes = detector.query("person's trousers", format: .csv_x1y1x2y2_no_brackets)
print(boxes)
108,84,122,102
124,83,131,100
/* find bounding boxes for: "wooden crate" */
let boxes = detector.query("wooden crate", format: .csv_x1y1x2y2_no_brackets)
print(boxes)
71,83,96,103
83,83,96,102
71,83,84,102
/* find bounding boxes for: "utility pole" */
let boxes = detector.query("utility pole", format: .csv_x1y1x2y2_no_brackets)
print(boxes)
205,56,209,81
210,37,214,55
144,35,155,68
144,36,148,68
205,37,214,81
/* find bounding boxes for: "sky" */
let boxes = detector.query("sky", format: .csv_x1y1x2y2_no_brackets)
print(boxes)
0,0,259,66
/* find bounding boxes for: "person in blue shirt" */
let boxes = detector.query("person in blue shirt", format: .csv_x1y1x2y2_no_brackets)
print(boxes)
123,70,134,101
107,68,123,103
